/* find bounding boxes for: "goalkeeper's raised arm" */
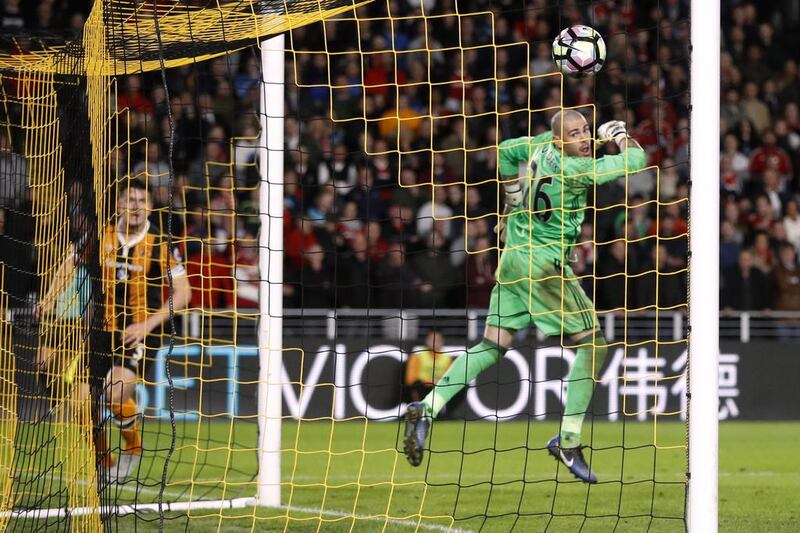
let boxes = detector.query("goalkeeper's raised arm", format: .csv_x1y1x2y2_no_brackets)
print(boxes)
496,109,647,198
493,109,647,245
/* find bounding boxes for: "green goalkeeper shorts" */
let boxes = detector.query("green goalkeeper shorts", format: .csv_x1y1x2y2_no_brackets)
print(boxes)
486,246,599,337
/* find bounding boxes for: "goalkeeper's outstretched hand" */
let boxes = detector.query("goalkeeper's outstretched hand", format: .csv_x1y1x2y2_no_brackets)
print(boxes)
597,120,627,145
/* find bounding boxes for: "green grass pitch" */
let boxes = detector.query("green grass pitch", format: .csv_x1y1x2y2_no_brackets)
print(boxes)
9,420,799,532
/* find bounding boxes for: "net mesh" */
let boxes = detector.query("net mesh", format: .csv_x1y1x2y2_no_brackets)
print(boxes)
0,0,689,531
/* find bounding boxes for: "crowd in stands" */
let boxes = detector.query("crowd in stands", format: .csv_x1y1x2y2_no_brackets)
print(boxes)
718,0,800,313
0,0,798,315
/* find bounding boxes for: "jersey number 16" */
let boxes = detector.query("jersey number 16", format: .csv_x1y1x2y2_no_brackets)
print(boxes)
532,176,553,223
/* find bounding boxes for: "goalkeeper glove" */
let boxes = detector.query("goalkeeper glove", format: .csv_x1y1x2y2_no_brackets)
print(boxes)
597,120,628,146
495,217,507,242
503,180,526,208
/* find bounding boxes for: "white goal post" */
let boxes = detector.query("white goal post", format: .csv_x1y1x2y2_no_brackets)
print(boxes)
257,33,285,508
688,0,720,531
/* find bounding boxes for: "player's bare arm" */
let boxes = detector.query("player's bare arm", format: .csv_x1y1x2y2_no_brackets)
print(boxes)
35,244,76,319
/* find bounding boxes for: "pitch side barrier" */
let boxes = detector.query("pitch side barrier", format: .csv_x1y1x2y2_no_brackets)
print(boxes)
138,339,799,422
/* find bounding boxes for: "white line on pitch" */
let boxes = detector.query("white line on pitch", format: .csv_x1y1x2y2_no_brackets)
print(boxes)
287,470,796,483
275,504,476,533
40,473,188,500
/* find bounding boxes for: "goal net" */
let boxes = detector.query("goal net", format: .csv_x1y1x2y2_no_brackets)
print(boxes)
0,0,707,531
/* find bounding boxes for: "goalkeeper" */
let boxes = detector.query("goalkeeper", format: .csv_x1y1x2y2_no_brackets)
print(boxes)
403,110,646,483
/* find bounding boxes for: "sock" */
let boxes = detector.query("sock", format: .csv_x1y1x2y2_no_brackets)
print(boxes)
421,339,506,419
560,332,608,448
111,397,142,455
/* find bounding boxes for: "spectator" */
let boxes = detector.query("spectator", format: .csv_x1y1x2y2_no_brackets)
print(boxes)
465,236,495,308
412,230,455,309
337,201,363,243
416,186,453,239
188,125,229,188
749,129,792,180
778,60,800,104
404,331,452,403
365,220,389,262
659,158,682,201
651,213,687,270
385,203,422,253
232,234,259,309
784,199,800,253
752,231,774,274
118,75,153,114
449,218,489,268
379,94,422,140
634,244,686,310
298,243,334,308
721,134,750,189
391,168,425,210
285,219,318,270
284,170,302,217
748,195,776,233
720,248,771,311
735,119,760,156
1,0,24,29
720,220,742,272
306,185,336,227
596,241,628,311
774,119,800,167
232,120,259,186
374,241,417,308
234,55,261,99
742,45,771,86
133,141,170,192
763,169,787,217
720,89,744,127
318,144,358,197
772,242,800,338
740,81,770,133
186,233,233,310
465,186,488,218
346,165,386,221
336,231,371,308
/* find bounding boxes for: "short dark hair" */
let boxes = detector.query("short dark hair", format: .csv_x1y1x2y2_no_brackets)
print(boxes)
550,109,586,136
119,176,148,196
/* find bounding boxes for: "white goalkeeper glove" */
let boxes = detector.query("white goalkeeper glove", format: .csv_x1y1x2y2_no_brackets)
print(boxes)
503,180,525,208
597,120,628,146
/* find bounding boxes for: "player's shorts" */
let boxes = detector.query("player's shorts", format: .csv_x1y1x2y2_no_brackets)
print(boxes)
86,329,155,401
486,247,599,337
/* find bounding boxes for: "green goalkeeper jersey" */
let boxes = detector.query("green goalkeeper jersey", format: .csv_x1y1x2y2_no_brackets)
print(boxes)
498,131,647,260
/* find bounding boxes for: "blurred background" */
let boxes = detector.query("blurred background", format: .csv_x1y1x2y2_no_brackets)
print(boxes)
0,0,797,343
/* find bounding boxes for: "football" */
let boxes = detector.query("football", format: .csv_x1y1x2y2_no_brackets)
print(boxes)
552,25,606,76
